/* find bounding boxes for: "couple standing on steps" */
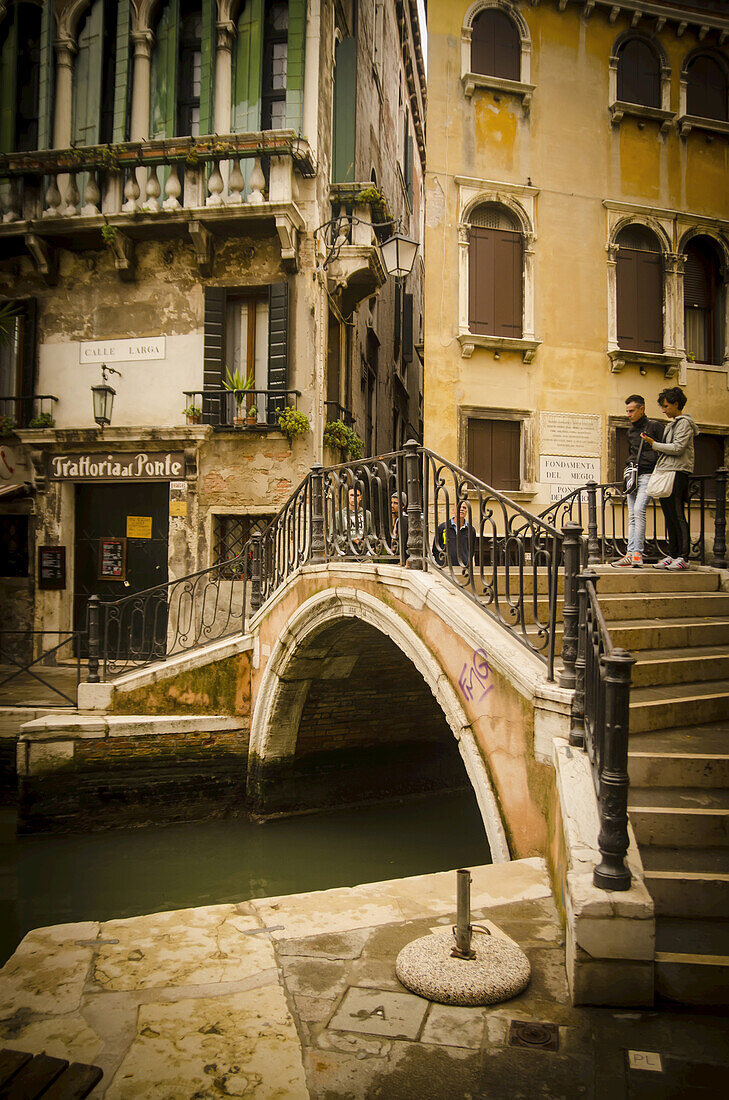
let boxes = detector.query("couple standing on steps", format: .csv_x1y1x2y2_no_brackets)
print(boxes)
613,387,699,572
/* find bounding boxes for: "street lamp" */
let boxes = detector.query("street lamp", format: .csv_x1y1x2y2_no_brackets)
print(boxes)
91,364,121,429
379,232,419,279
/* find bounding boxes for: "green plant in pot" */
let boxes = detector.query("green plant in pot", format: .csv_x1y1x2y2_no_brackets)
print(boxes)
184,403,202,425
0,413,16,436
223,367,255,427
323,418,350,453
28,412,55,428
278,407,310,442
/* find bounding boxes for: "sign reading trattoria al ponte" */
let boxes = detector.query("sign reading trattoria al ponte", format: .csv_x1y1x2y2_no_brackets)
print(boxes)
49,452,185,480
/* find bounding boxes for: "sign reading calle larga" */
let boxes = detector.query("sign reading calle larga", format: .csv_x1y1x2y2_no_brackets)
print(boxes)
78,337,166,364
49,452,185,480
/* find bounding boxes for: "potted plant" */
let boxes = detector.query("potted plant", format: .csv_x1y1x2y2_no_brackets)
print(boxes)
278,407,310,442
184,403,202,425
0,414,16,436
28,412,55,428
323,419,365,459
223,367,254,428
246,403,258,427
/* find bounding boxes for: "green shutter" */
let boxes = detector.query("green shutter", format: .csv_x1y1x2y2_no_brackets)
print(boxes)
199,0,215,136
232,0,263,132
150,0,179,138
37,0,53,149
0,7,18,152
112,0,131,142
332,37,356,182
285,0,306,134
73,0,104,146
268,282,289,419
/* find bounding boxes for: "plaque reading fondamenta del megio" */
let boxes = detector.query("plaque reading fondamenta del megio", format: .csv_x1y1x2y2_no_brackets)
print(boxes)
540,412,602,458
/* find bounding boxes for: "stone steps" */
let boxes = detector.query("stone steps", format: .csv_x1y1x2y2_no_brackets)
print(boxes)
631,647,729,687
628,786,729,847
525,592,729,628
654,916,729,1004
488,567,720,597
630,680,729,734
644,869,729,919
536,616,729,656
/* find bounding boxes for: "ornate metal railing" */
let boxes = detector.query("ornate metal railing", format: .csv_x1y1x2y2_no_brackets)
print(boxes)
0,394,58,430
541,469,728,567
422,451,562,680
182,388,300,430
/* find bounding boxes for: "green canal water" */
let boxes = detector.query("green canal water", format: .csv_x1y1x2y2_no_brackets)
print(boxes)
0,789,491,968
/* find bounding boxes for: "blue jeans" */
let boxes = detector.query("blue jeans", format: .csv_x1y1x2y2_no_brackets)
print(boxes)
627,473,651,554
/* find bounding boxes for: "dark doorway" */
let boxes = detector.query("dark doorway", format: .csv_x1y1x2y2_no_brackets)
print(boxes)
74,483,169,655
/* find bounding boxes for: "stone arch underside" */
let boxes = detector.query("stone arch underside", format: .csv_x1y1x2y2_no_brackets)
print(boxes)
248,588,511,862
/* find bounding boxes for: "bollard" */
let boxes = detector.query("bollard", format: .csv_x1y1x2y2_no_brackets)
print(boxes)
713,467,727,569
452,868,475,959
310,463,326,563
87,594,100,683
403,439,424,569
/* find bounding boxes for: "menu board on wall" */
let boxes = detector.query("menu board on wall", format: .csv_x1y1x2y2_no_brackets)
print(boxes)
98,537,126,581
38,547,66,590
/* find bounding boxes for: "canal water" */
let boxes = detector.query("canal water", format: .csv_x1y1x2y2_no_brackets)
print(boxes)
0,789,491,967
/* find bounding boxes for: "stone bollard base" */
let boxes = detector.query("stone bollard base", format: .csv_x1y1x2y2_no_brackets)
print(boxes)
395,927,531,1006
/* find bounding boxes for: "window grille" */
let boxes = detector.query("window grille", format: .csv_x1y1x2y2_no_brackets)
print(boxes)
213,514,274,577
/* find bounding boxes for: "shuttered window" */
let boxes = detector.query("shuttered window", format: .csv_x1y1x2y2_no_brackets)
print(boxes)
467,419,520,491
686,55,728,122
232,0,263,131
261,0,288,130
267,282,289,420
617,38,660,108
332,36,356,182
0,298,38,428
471,10,520,82
469,224,523,339
684,237,723,366
151,0,215,139
616,227,663,354
0,2,43,153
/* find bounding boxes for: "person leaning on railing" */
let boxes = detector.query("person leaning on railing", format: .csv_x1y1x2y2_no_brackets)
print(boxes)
641,386,699,572
432,500,476,570
612,393,664,569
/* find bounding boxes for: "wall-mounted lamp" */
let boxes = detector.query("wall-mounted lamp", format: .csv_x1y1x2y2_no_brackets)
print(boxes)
92,364,122,429
315,214,419,278
379,232,419,279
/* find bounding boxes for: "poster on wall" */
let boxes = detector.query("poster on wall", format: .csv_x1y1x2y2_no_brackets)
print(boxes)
38,547,66,590
98,537,126,581
126,516,152,539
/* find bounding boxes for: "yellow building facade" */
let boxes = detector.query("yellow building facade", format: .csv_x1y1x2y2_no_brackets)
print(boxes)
424,0,729,508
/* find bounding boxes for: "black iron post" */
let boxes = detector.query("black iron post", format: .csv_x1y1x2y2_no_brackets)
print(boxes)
713,467,728,569
250,532,262,613
570,568,597,748
593,647,636,892
559,523,583,689
87,594,100,683
310,463,326,563
404,438,424,569
585,482,601,564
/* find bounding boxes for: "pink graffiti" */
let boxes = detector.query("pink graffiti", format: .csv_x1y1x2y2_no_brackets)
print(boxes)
458,648,494,704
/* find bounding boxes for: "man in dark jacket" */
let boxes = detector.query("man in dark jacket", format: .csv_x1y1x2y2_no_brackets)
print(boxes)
432,500,476,569
612,394,664,568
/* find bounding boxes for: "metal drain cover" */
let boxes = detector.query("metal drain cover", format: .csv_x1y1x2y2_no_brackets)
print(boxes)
508,1020,560,1052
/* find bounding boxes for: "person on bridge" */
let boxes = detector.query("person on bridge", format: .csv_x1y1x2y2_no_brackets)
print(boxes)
391,492,409,559
333,485,374,553
612,393,663,569
642,385,698,572
432,500,476,569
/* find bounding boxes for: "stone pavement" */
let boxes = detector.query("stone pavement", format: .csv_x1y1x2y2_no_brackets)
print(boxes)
0,857,727,1098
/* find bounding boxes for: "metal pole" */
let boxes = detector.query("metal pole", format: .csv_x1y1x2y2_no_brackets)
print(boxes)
713,467,727,569
559,523,582,689
310,464,326,563
453,868,475,958
86,594,100,683
250,533,262,613
594,647,636,891
585,482,601,564
404,439,424,569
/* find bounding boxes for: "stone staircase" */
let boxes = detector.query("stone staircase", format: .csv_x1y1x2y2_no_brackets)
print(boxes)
587,566,729,1006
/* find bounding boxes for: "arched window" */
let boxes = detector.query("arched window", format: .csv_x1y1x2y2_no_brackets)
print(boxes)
616,38,660,108
468,204,523,338
152,1,216,139
261,0,288,130
616,225,663,354
72,0,118,147
471,9,519,82
178,0,203,136
0,1,42,152
686,54,728,121
684,237,725,366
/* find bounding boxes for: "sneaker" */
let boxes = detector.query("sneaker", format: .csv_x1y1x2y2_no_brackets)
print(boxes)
631,553,643,568
666,557,688,570
611,554,633,568
652,557,674,569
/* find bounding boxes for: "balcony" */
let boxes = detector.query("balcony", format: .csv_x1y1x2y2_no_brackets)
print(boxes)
182,388,300,431
0,395,58,432
0,131,314,281
324,401,355,426
325,184,388,314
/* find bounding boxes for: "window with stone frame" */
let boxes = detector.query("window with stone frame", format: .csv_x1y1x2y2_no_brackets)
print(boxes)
686,53,728,122
213,514,274,577
0,514,29,577
616,224,664,354
471,8,520,81
616,37,660,108
683,236,725,367
468,204,523,339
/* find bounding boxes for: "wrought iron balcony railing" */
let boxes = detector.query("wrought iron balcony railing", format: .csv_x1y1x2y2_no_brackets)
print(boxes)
0,394,58,430
182,388,300,430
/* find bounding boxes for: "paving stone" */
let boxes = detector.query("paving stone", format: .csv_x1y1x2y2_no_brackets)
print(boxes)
275,929,368,960
328,987,429,1040
420,1003,489,1049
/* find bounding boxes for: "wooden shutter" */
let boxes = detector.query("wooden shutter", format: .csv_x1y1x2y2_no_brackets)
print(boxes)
471,11,519,81
468,419,520,491
469,226,522,338
332,36,356,182
268,282,289,420
0,9,18,152
394,280,401,358
687,56,728,122
37,0,53,149
204,286,227,388
617,247,663,353
684,245,713,310
73,0,104,147
20,297,38,406
285,0,306,133
403,293,414,363
232,0,263,132
198,0,215,137
617,39,660,108
150,0,180,139
112,0,131,142
405,133,413,207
